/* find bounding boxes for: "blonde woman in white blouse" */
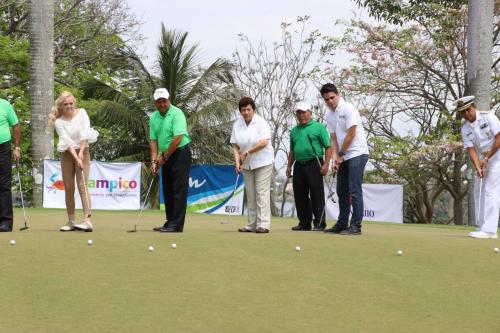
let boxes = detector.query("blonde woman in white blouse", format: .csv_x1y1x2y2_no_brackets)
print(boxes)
50,91,98,232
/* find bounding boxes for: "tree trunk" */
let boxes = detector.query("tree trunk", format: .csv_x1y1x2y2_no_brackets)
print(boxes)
466,0,494,225
451,149,465,225
29,0,54,207
269,166,279,216
280,177,291,217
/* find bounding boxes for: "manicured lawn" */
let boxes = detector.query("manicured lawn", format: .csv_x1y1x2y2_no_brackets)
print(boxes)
1,209,499,332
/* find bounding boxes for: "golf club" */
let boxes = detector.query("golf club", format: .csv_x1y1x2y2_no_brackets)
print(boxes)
80,167,92,219
221,173,240,224
127,176,155,232
16,161,28,231
306,134,330,230
476,176,483,229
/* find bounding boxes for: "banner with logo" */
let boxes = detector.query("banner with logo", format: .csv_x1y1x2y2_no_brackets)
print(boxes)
160,165,244,215
43,160,141,210
324,183,403,223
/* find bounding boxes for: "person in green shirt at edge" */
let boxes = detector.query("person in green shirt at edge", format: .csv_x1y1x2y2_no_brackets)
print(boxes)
286,102,332,231
0,98,21,232
149,88,192,233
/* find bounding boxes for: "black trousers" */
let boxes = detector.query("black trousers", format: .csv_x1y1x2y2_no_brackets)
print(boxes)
161,145,192,231
0,142,13,230
292,159,326,229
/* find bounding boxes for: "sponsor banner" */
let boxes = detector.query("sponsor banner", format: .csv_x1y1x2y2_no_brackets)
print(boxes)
324,183,403,223
43,160,141,210
160,165,244,215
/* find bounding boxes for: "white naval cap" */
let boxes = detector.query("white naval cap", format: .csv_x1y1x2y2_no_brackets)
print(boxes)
453,96,475,112
295,101,312,112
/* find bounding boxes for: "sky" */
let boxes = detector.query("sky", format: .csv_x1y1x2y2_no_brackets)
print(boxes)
125,0,371,72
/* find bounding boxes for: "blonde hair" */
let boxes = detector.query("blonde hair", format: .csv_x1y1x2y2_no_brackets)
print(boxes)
49,91,76,127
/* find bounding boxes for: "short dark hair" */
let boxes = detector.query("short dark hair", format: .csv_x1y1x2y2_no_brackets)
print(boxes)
320,83,338,96
238,96,256,111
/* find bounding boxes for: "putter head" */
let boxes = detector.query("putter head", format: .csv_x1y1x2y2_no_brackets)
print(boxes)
19,226,29,231
126,226,137,233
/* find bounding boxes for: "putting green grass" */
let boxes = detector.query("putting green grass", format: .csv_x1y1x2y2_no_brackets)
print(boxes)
1,209,500,333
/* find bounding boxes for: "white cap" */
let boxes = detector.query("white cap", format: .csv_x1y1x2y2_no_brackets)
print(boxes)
453,96,475,112
153,88,170,101
295,102,311,112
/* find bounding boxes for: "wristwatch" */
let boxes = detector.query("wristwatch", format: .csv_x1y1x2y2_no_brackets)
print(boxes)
338,151,345,157
14,147,20,151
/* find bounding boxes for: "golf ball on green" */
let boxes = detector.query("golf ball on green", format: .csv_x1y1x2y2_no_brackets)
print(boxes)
494,247,499,253
148,245,154,252
171,243,177,249
295,246,301,252
397,250,403,256
87,240,93,246
10,240,15,246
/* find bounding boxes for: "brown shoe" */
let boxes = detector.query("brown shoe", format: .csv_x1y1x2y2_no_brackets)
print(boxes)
255,227,269,233
238,227,254,232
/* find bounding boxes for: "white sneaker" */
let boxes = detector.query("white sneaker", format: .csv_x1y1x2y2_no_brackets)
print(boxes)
74,220,93,232
468,231,498,239
60,221,76,232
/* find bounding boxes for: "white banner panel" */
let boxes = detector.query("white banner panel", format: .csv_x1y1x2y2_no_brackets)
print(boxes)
325,183,403,223
43,160,141,210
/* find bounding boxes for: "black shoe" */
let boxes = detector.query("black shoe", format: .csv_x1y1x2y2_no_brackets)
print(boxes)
324,224,347,234
158,227,182,233
291,225,311,231
0,227,12,232
340,226,362,235
255,227,269,233
312,225,326,231
238,227,254,232
153,225,167,232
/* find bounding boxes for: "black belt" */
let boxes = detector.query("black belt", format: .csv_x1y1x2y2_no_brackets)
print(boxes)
296,158,322,165
177,144,190,151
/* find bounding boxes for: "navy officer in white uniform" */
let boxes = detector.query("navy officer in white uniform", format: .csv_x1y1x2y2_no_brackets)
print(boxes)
457,96,500,239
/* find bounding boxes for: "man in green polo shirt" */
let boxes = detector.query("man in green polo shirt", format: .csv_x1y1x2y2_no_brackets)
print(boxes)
286,102,331,231
0,98,21,232
149,88,192,232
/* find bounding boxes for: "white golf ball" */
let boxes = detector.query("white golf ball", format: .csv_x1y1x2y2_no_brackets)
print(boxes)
494,247,499,253
148,245,154,252
10,240,16,246
87,239,93,246
295,246,301,252
171,243,177,249
397,250,403,256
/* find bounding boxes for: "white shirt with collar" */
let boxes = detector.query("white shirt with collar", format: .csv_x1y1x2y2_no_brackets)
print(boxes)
230,113,274,170
325,99,369,160
461,110,500,167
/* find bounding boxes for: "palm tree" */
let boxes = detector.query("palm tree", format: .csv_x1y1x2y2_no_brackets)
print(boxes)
29,0,54,207
83,26,238,207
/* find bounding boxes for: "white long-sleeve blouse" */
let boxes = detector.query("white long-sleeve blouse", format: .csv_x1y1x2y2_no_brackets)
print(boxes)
54,108,99,152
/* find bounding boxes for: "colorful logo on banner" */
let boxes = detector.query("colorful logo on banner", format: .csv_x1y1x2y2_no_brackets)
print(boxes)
43,160,142,210
47,172,65,192
160,165,244,215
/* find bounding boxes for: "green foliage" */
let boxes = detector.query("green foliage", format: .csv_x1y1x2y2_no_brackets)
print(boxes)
354,0,465,25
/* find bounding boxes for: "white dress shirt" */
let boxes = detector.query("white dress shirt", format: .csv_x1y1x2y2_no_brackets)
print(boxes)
462,110,500,168
326,99,369,160
230,113,274,170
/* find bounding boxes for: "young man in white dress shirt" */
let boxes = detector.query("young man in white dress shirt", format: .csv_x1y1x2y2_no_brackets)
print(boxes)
321,83,369,235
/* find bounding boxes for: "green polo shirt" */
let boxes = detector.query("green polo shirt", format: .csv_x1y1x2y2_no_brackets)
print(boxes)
0,98,19,145
290,119,330,162
149,104,191,152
